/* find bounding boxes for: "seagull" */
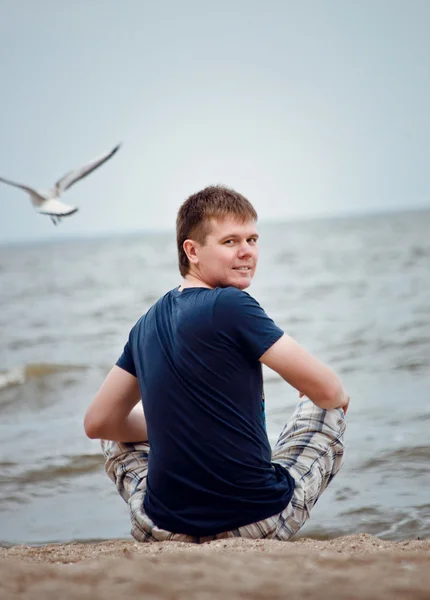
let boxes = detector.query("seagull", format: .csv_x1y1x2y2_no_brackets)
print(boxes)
0,143,121,225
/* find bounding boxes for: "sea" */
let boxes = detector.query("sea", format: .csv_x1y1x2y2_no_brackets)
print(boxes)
0,209,429,545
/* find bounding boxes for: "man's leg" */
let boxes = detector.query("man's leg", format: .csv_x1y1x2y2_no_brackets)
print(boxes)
101,439,158,541
271,398,346,540
207,397,345,542
101,440,204,542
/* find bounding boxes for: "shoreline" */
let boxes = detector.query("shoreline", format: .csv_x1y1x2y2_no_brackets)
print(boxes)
1,533,429,599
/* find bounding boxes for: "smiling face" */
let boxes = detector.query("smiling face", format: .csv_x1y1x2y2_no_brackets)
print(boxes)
183,216,259,290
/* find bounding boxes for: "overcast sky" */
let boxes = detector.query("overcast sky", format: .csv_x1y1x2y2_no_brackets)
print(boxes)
0,0,429,242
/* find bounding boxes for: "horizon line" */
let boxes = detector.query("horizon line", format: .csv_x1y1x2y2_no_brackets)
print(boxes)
1,203,428,248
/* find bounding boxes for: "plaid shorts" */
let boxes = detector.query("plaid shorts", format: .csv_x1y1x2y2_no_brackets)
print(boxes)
101,398,346,543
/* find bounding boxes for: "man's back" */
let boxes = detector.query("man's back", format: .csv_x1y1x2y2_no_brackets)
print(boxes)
117,286,295,536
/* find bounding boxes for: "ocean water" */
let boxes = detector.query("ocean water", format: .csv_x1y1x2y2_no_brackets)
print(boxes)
0,210,429,545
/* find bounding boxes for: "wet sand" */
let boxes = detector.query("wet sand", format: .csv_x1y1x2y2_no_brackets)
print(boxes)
1,533,429,599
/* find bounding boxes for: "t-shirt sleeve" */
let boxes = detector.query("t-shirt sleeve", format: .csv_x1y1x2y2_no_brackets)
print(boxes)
116,327,137,377
213,287,284,360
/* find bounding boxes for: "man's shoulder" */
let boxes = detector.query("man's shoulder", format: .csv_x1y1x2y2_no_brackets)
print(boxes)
129,292,168,332
215,286,256,305
218,285,246,294
213,286,261,317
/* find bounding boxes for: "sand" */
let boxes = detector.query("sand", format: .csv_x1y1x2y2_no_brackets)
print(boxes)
1,533,429,599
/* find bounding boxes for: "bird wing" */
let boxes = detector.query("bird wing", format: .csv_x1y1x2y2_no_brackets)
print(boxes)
0,176,42,197
37,198,78,217
54,143,121,194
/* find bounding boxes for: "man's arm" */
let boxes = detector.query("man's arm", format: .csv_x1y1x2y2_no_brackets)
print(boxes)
260,334,349,411
83,365,148,442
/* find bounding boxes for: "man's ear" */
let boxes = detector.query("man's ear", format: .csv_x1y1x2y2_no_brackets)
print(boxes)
183,239,199,265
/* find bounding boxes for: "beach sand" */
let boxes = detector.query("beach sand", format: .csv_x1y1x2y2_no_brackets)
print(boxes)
1,533,429,599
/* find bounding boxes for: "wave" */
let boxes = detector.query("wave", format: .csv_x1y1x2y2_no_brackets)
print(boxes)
377,336,430,350
0,454,104,488
394,358,430,371
336,504,430,540
361,445,430,471
0,363,88,390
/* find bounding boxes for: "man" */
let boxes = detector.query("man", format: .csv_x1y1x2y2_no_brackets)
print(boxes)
84,185,349,542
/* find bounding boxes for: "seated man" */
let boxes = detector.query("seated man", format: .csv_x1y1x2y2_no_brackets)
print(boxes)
84,185,349,542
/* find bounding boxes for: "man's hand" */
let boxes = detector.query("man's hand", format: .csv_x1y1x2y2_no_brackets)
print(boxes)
341,396,350,415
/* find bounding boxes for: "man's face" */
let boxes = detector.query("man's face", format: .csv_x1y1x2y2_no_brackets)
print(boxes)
191,217,259,290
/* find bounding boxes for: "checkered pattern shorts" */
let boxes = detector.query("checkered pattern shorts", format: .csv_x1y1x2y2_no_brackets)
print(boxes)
101,398,346,543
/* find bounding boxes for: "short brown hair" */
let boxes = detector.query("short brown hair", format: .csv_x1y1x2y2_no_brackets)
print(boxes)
176,185,258,277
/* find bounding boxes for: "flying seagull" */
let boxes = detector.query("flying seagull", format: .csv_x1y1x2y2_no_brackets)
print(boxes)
0,143,121,225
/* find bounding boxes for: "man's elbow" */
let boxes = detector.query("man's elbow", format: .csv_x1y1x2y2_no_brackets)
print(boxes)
304,367,346,409
83,411,107,440
316,378,346,410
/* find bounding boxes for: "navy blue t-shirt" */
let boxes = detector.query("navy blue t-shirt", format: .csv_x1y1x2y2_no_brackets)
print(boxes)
116,286,295,536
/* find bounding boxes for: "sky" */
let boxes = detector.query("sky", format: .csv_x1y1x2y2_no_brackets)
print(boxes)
0,0,429,242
